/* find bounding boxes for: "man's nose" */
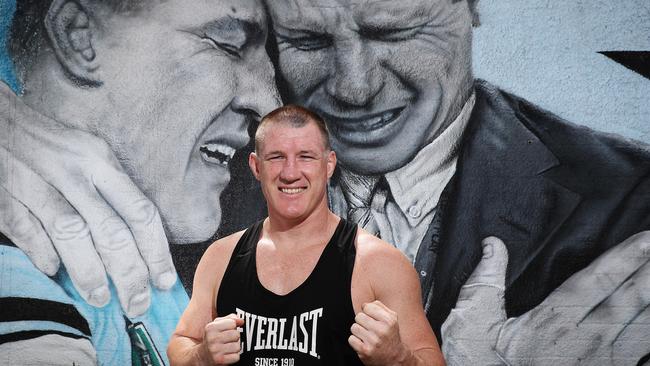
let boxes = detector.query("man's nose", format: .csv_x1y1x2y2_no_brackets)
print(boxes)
279,159,300,182
231,53,282,120
325,39,384,107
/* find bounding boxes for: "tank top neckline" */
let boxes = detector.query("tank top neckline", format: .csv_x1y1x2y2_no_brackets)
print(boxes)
252,218,345,298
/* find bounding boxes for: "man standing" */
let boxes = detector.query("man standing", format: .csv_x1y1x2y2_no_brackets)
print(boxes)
168,105,444,365
0,0,278,364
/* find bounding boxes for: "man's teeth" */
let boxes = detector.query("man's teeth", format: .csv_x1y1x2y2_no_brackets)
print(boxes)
200,143,236,165
281,188,305,194
340,109,401,131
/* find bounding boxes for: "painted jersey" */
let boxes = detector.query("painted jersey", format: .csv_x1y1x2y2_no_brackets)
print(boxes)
217,219,364,365
0,244,189,365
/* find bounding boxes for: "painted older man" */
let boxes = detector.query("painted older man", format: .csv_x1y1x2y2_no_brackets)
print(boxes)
0,0,278,364
263,0,650,364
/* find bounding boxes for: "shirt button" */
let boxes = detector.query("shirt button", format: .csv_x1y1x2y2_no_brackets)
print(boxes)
408,205,421,218
420,271,427,277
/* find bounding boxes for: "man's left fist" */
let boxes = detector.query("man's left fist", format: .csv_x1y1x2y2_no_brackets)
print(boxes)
348,300,409,365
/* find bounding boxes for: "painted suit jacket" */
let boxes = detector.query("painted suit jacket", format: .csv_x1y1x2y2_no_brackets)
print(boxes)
415,80,650,338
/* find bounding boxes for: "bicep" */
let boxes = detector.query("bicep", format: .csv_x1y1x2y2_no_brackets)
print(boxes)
372,248,441,357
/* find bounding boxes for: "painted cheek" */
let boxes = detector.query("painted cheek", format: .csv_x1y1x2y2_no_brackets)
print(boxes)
279,50,330,96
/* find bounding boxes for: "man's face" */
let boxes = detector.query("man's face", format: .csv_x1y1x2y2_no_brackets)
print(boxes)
249,122,336,222
266,0,473,175
91,0,280,242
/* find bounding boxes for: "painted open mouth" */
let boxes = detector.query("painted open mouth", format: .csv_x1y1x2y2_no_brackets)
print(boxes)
200,143,237,166
324,106,405,134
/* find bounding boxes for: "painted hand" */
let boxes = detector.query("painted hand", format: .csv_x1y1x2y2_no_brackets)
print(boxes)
203,314,244,365
442,232,650,366
0,81,176,317
349,300,410,365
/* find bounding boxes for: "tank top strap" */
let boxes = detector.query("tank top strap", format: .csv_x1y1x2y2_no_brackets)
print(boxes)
331,218,358,284
222,219,264,273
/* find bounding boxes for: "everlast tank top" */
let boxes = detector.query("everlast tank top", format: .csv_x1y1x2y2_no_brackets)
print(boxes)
217,218,364,365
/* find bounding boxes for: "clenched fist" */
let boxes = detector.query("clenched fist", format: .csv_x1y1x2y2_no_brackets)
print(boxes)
348,300,410,365
202,314,244,365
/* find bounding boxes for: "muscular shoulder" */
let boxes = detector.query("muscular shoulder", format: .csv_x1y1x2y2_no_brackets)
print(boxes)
354,227,410,270
353,228,420,300
192,229,246,299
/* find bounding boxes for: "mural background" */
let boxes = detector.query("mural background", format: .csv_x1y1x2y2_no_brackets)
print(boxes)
2,1,649,141
0,0,649,365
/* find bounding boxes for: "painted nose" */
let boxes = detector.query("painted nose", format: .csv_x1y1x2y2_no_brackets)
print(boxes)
325,40,384,107
231,50,282,120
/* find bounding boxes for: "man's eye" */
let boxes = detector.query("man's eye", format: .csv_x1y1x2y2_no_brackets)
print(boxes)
276,34,332,52
201,36,241,58
360,25,424,42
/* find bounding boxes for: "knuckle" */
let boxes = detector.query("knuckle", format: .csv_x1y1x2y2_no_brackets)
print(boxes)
66,266,105,291
7,212,38,239
52,215,91,242
95,216,133,251
128,198,159,227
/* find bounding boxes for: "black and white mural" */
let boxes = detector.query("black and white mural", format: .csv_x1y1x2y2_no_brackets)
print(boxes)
0,0,649,365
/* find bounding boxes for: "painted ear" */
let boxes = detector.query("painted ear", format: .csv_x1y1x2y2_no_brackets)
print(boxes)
45,0,101,86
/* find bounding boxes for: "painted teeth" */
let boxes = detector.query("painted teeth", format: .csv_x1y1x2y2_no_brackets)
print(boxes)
339,109,400,131
281,188,304,194
200,143,236,166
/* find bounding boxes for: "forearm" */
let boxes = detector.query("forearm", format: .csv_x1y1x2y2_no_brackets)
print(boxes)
399,347,445,366
167,336,212,366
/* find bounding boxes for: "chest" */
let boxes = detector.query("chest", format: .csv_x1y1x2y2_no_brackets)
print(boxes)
256,244,326,296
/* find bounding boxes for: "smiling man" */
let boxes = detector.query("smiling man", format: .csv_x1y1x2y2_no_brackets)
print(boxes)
0,0,278,364
168,105,444,365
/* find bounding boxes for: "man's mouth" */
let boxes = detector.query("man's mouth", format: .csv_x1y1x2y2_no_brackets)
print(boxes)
279,187,306,194
200,143,237,166
323,106,405,134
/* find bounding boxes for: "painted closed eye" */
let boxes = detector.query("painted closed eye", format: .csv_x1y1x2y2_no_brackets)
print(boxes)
275,33,332,52
201,35,241,58
360,24,426,42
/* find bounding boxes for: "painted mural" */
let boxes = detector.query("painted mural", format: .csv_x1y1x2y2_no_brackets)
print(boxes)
0,0,649,365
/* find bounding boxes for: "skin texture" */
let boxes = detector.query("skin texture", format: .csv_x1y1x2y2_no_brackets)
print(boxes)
266,0,474,175
167,121,445,365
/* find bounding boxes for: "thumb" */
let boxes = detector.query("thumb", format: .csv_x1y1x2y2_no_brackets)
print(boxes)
455,236,509,309
225,313,245,327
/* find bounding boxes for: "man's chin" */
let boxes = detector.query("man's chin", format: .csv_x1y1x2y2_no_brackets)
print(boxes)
338,149,412,176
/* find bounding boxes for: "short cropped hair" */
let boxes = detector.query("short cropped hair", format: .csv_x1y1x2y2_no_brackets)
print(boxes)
255,105,331,154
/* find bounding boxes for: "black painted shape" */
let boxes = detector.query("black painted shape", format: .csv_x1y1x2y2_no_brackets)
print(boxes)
599,51,650,80
0,297,91,337
0,330,88,345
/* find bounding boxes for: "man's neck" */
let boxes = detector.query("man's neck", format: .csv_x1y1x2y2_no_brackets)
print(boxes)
265,204,339,250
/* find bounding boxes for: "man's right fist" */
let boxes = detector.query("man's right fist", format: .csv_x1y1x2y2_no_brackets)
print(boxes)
202,314,244,365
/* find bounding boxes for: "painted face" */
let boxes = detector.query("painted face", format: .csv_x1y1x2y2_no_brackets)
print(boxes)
266,0,474,175
91,0,281,242
249,122,336,222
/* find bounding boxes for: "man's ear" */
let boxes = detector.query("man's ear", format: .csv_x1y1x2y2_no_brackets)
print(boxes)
45,0,101,86
249,152,261,180
327,150,336,179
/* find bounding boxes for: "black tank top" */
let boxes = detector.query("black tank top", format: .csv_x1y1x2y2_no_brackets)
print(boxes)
217,218,364,365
